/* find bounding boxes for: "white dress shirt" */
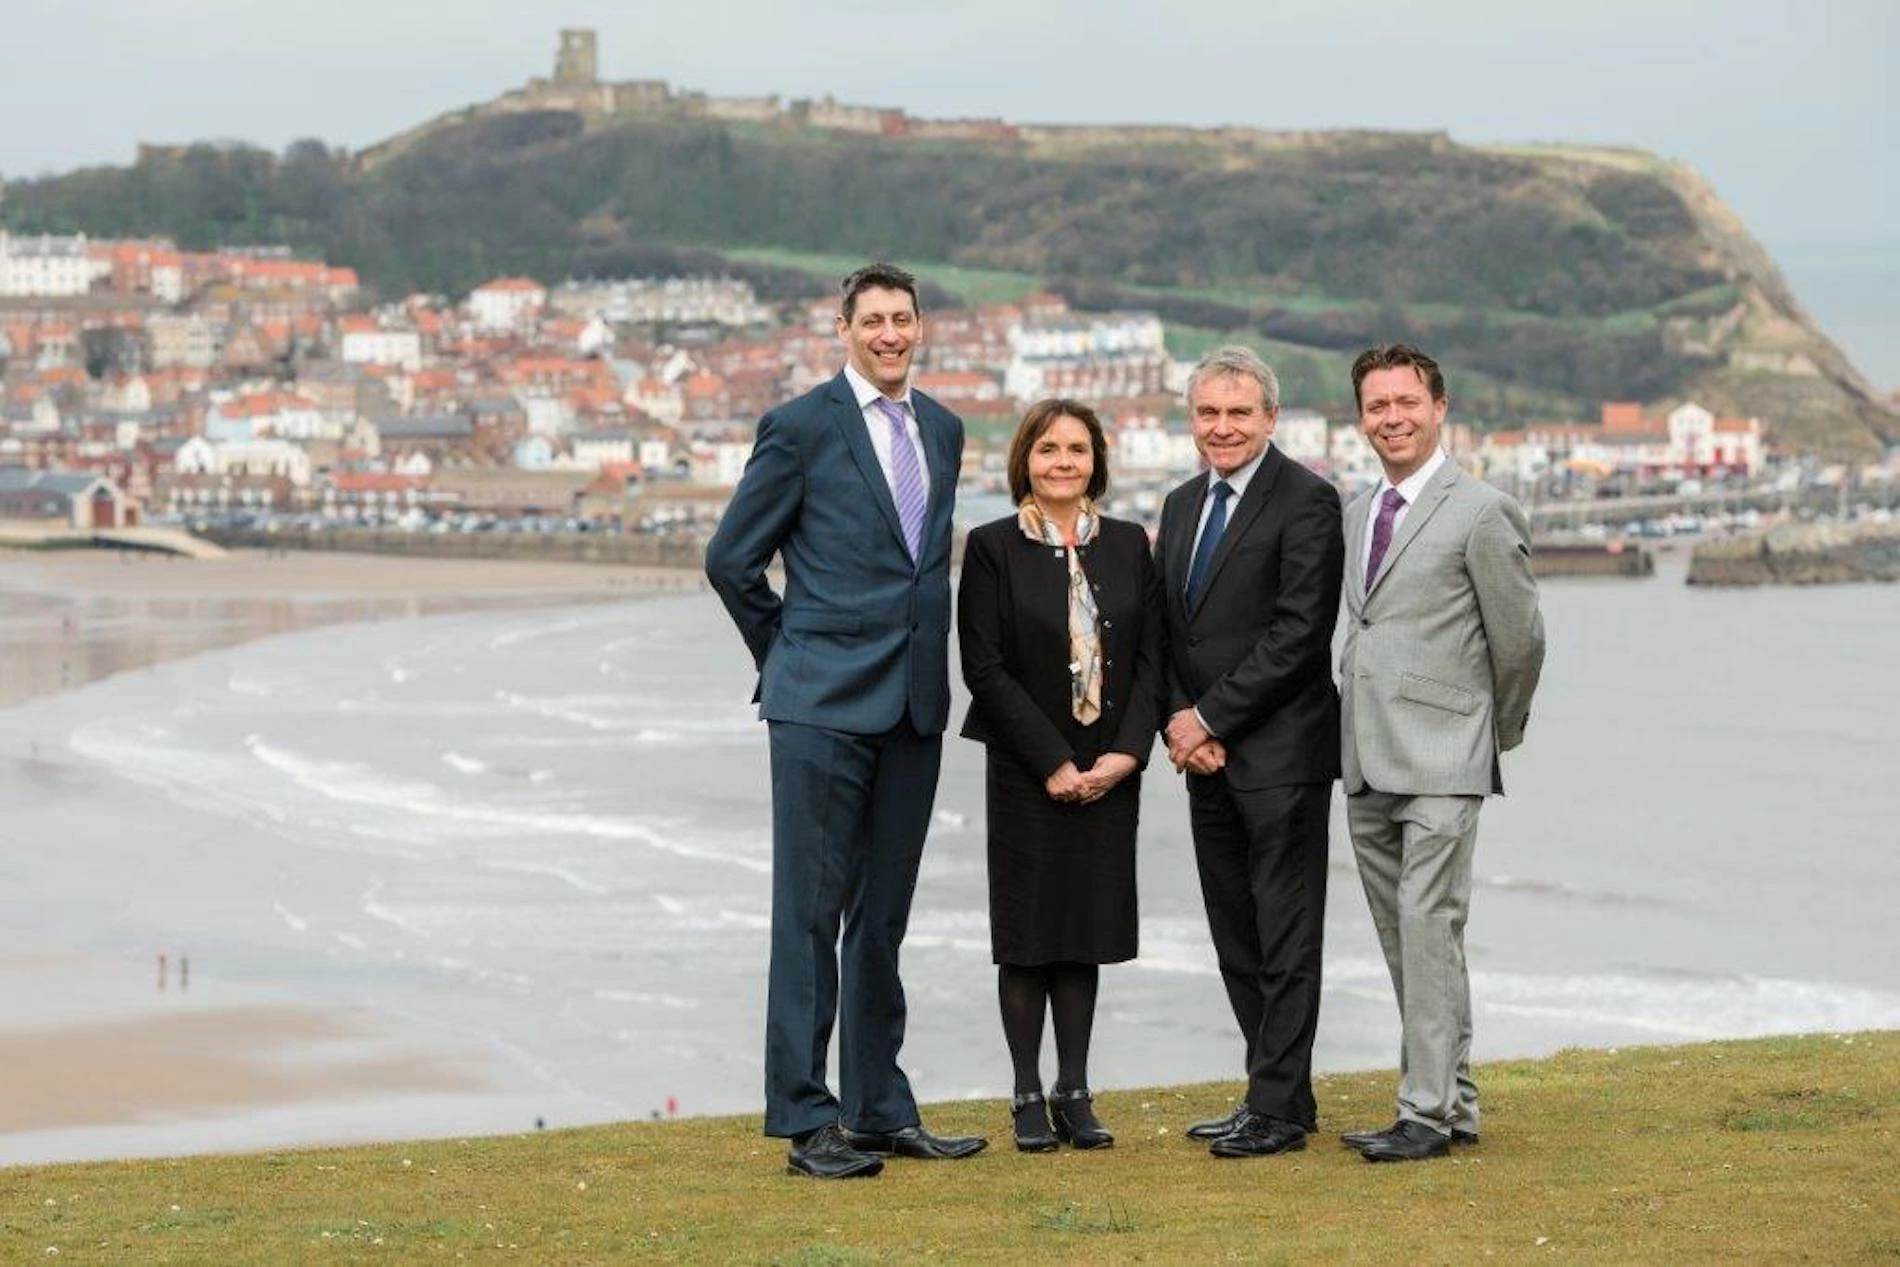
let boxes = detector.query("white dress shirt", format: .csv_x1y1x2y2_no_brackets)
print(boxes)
843,362,931,495
1362,447,1448,590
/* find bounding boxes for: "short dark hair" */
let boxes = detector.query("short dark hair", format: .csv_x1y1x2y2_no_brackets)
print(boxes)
1006,398,1110,504
839,263,920,322
1351,343,1447,410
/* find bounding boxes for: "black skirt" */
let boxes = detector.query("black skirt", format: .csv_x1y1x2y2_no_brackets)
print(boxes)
985,748,1139,966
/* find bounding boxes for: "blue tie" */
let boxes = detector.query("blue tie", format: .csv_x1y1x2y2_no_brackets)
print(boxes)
1185,480,1233,607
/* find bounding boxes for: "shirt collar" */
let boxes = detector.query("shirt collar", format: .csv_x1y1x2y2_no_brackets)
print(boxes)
1207,443,1270,500
1378,447,1448,506
843,362,912,413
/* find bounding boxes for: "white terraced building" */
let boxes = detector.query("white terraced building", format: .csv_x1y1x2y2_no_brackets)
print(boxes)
0,231,93,297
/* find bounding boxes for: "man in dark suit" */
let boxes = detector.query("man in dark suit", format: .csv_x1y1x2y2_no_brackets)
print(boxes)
1155,345,1345,1158
705,264,985,1178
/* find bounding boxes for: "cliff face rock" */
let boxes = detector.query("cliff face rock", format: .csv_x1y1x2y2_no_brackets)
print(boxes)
1688,521,1900,586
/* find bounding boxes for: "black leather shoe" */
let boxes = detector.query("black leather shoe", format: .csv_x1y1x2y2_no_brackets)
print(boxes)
1342,1120,1477,1150
1011,1092,1059,1153
1208,1111,1308,1158
840,1123,988,1160
1358,1119,1451,1162
1048,1088,1114,1150
786,1123,883,1179
1185,1105,1249,1141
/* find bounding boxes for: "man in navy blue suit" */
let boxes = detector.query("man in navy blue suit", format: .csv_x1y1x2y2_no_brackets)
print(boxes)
705,263,984,1178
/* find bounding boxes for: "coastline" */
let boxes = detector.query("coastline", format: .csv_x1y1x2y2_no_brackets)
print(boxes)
0,547,704,711
6,547,1900,1169
0,549,700,1164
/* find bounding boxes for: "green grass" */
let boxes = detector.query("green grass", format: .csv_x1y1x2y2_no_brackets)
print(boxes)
722,244,1716,357
721,246,1045,308
2,1032,1895,1263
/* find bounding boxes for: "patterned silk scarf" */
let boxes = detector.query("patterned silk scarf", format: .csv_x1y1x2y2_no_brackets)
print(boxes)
1016,498,1102,725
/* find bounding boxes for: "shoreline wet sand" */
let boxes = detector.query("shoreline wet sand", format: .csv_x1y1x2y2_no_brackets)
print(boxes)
0,547,703,711
0,549,700,1165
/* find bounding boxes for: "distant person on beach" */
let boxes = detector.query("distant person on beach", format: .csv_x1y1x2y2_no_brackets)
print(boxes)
705,263,983,1179
1336,343,1545,1162
956,398,1161,1153
1153,346,1344,1159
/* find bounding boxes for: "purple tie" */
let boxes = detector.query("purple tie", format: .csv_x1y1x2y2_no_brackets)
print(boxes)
1366,486,1406,585
873,397,927,561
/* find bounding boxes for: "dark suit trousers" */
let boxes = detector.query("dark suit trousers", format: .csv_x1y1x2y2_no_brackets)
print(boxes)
1187,775,1330,1129
764,717,940,1138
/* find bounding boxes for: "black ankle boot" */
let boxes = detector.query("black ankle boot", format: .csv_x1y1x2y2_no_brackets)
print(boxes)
1049,1087,1114,1149
1011,1091,1059,1153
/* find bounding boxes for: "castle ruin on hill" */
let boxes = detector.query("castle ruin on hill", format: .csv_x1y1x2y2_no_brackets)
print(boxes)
354,29,1438,170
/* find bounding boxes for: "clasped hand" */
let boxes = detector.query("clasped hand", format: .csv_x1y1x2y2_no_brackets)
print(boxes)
1165,708,1226,775
1044,752,1139,805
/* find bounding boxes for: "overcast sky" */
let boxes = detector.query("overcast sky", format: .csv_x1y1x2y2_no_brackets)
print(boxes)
5,0,1896,384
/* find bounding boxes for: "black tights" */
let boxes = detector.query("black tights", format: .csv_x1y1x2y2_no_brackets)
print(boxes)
998,962,1100,1096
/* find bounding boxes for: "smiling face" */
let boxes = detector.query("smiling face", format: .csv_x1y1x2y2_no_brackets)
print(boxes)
1027,415,1095,513
1358,364,1448,483
836,285,920,398
1190,371,1277,477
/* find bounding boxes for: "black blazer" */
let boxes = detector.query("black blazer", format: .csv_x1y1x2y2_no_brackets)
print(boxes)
1155,446,1345,790
958,515,1162,779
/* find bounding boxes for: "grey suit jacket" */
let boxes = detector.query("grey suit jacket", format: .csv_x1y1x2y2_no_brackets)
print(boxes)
1340,460,1545,796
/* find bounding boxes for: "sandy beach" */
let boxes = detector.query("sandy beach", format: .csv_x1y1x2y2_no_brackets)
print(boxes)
1,549,699,1163
0,547,705,711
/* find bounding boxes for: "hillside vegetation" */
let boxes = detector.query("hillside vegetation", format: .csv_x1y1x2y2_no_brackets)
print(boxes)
6,113,1891,450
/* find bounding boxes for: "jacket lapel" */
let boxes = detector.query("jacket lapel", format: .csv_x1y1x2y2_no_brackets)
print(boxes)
1345,488,1373,596
1162,481,1197,623
1189,447,1282,621
827,373,909,556
916,391,957,551
1369,461,1460,595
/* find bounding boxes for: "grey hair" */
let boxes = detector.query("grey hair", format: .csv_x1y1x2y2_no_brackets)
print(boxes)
1187,345,1280,413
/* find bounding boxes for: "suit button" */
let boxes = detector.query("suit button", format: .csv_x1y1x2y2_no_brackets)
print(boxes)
911,622,920,631
1359,619,1370,629
1105,659,1114,668
1188,636,1201,647
1102,619,1113,630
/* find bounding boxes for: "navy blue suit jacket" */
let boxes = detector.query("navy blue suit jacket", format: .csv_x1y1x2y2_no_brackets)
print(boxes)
706,371,964,736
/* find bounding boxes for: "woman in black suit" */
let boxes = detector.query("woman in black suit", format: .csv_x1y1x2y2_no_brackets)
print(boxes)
957,397,1161,1152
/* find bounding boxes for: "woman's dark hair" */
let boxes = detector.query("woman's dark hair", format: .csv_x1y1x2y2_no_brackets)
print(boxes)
1006,397,1110,504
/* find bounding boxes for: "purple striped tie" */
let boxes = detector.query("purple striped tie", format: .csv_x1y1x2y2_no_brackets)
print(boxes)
874,397,927,561
1366,486,1406,585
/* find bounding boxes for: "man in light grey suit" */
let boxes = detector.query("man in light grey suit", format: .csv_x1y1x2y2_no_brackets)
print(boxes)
1337,343,1545,1163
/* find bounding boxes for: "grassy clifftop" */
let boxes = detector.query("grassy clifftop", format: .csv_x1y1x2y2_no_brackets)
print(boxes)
3,1031,1895,1263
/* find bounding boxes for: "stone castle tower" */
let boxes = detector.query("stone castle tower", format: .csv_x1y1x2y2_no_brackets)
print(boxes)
553,29,598,86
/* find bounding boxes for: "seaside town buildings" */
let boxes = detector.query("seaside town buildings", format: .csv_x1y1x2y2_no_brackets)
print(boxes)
0,216,1838,541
